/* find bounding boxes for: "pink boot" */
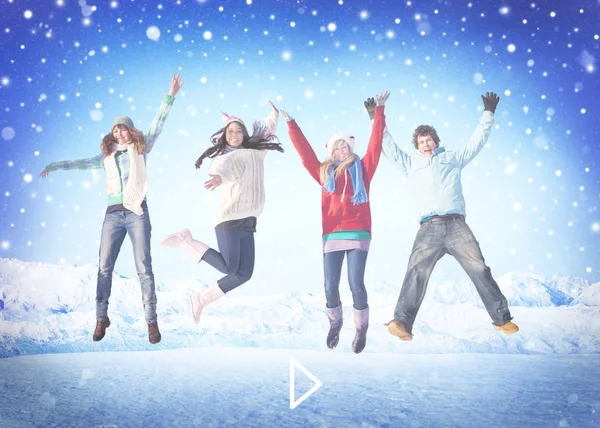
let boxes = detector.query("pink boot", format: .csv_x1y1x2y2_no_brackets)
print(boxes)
160,228,209,263
189,283,226,324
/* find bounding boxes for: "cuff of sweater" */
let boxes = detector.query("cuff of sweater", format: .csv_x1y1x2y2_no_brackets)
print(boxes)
164,94,175,105
212,170,231,184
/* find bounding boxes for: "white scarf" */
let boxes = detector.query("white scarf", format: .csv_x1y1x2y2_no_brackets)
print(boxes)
104,143,148,215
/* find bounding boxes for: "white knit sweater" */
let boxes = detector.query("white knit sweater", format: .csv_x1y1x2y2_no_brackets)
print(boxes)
210,110,278,227
211,149,268,226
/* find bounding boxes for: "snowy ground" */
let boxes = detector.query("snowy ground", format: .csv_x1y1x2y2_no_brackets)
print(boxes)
1,258,599,427
1,348,599,428
1,259,599,357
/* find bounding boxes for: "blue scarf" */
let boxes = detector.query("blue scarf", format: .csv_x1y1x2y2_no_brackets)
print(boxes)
323,157,368,205
222,144,243,154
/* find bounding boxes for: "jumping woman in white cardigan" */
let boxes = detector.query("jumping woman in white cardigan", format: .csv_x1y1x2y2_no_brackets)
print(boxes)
40,74,184,344
161,102,283,324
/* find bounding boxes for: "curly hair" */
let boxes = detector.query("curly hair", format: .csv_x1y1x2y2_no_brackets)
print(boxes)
412,125,440,149
194,119,284,169
101,124,145,157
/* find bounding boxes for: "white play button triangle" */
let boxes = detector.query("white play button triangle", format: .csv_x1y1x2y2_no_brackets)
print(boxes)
289,358,323,410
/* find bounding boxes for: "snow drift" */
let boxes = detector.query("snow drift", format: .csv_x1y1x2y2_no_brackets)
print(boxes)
1,258,599,358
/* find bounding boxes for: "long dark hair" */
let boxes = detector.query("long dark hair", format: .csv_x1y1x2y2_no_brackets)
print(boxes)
194,120,284,168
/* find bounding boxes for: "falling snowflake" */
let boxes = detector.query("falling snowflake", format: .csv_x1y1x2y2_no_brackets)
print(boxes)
147,26,161,41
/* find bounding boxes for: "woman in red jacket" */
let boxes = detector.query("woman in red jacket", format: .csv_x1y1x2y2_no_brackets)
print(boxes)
280,91,389,353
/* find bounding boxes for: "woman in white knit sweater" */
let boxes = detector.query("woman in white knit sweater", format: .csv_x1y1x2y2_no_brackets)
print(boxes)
161,102,283,324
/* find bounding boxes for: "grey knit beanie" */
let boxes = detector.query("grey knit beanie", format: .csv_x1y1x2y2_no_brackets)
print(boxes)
112,116,134,130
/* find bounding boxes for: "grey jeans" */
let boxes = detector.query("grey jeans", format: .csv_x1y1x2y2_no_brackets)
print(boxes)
393,217,512,332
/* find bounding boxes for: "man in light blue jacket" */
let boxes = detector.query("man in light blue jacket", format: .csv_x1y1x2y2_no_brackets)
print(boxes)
365,92,518,341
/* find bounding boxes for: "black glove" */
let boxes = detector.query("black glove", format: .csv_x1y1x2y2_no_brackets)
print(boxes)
363,97,376,120
481,92,500,113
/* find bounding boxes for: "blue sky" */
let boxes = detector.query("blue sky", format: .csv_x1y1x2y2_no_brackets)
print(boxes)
1,0,599,290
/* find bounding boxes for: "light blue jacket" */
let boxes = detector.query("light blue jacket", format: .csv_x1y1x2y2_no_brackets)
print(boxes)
381,111,494,221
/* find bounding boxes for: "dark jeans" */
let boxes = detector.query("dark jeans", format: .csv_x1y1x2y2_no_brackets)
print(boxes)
393,217,512,333
96,209,156,323
202,226,255,293
323,249,369,310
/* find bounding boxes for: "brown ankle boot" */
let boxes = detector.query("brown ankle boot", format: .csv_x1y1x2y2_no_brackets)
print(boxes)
494,321,519,335
387,320,413,341
148,322,161,344
93,318,110,342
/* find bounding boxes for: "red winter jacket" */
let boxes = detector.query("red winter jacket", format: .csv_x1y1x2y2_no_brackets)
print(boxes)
287,106,386,236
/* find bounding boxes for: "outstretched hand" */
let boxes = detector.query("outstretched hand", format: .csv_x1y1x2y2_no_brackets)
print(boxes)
269,100,279,113
363,97,376,120
481,92,500,113
168,74,184,97
39,169,48,178
280,109,294,122
375,90,390,106
204,174,222,191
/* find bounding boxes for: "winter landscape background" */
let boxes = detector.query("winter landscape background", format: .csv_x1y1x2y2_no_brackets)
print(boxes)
1,258,599,427
1,258,600,358
1,0,599,426
0,0,599,289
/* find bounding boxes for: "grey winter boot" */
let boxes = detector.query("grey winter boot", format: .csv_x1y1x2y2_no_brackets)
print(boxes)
325,305,343,349
352,306,369,354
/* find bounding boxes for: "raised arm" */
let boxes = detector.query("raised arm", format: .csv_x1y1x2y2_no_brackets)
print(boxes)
455,92,499,168
40,154,104,178
281,109,322,184
144,74,184,154
262,101,280,133
361,91,389,180
365,97,411,177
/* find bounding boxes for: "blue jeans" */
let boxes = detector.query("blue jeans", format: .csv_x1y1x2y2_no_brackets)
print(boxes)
202,227,255,293
323,250,369,310
393,217,512,332
96,209,157,323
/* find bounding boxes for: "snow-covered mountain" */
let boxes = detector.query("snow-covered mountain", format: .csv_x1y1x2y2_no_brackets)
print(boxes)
1,258,599,358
